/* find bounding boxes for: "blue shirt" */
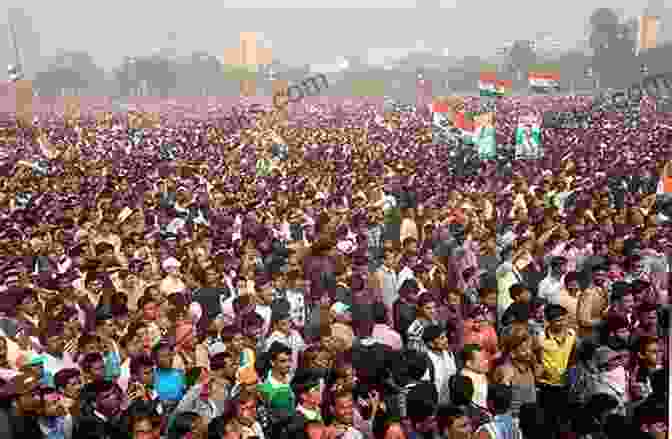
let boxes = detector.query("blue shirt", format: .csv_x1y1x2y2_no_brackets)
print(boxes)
154,368,186,402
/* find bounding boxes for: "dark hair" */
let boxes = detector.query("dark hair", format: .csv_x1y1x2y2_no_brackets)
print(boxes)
462,344,482,365
563,271,579,286
137,294,156,311
509,283,527,299
372,302,388,324
436,404,468,432
519,403,548,439
651,367,667,395
636,335,658,355
81,352,104,371
126,400,162,434
448,375,474,406
488,384,513,414
130,353,155,379
53,368,80,390
167,411,200,439
402,349,430,382
268,341,292,362
77,334,101,352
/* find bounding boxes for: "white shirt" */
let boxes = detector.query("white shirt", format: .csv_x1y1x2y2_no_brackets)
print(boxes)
427,349,458,404
462,368,488,409
43,352,78,378
538,274,564,305
256,304,272,335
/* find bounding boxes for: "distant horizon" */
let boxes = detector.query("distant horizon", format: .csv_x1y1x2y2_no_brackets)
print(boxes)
1,1,658,74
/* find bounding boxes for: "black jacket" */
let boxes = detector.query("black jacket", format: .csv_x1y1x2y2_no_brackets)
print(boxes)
72,411,129,439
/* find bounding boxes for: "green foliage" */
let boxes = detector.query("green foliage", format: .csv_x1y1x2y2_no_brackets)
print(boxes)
222,64,258,81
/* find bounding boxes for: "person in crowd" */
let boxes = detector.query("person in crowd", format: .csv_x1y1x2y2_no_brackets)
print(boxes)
370,302,403,351
537,304,576,429
475,384,520,439
436,404,474,439
423,324,459,405
406,292,438,354
257,341,296,416
491,333,538,418
538,257,568,305
0,95,667,439
628,335,660,404
459,344,489,411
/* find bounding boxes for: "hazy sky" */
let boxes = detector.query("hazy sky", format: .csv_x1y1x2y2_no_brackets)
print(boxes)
1,0,661,71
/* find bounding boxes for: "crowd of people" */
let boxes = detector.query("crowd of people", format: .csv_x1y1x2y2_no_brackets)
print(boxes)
0,93,668,439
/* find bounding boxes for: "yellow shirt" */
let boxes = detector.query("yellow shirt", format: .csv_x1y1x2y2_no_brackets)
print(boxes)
539,328,576,386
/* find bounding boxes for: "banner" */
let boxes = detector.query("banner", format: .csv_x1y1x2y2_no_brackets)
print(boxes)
515,113,542,159
474,112,497,159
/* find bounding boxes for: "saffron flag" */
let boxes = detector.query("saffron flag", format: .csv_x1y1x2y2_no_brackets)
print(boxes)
528,71,560,91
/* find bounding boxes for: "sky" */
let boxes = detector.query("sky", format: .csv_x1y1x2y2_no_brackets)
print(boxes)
0,0,664,73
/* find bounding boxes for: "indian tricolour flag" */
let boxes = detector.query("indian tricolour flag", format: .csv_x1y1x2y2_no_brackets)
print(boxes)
528,71,560,89
454,111,478,143
495,79,512,96
479,72,499,97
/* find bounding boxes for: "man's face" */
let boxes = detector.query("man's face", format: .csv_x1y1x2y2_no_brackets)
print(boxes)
420,302,436,320
430,333,449,351
510,321,528,338
272,352,291,377
97,388,123,418
89,360,106,381
142,302,159,321
64,376,82,400
156,348,174,369
405,240,418,256
549,316,567,332
133,419,160,439
445,416,472,439
551,263,567,277
46,335,64,354
334,395,354,424
97,319,116,339
640,342,659,367
642,310,658,328
620,294,635,313
236,399,257,426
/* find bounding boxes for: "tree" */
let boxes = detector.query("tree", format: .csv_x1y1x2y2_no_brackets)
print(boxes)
33,50,105,96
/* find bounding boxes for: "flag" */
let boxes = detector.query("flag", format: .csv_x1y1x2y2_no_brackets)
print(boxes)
479,72,499,97
454,111,479,143
515,114,542,159
528,71,560,90
495,79,512,96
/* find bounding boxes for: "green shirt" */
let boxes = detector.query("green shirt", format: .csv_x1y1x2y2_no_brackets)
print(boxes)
257,372,296,415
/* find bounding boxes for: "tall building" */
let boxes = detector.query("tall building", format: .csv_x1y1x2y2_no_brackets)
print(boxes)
6,8,41,78
0,22,12,74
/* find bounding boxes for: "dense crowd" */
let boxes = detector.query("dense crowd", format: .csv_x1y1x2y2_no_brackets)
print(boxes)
0,94,668,439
